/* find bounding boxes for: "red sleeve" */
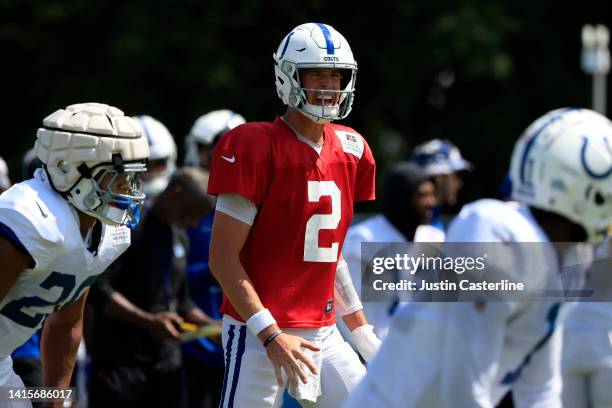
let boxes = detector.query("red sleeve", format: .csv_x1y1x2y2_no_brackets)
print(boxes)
355,138,376,202
207,123,270,206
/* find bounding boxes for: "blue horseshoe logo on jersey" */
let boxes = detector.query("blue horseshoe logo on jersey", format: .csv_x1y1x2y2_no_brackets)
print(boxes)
581,135,612,179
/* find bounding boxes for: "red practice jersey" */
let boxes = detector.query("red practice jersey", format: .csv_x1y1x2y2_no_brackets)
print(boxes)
208,117,376,328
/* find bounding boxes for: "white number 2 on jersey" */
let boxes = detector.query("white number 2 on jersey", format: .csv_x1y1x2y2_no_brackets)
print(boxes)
304,181,341,262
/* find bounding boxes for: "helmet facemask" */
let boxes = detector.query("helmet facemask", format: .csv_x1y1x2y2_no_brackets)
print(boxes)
274,56,357,124
66,158,147,229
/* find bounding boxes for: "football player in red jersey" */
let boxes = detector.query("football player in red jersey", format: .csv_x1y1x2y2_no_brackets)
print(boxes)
208,23,381,407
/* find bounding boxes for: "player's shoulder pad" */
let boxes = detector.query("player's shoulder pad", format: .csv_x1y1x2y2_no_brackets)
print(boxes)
330,123,367,159
0,182,65,247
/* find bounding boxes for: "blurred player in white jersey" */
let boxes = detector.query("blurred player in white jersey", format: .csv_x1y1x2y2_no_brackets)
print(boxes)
562,234,612,407
345,107,612,408
209,23,381,407
340,162,438,342
0,103,148,408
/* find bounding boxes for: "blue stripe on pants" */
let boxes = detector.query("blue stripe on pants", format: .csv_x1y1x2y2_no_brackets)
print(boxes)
227,325,247,407
219,324,235,408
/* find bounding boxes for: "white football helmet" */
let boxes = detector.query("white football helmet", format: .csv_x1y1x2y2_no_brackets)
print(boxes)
35,102,149,228
510,107,612,244
409,139,473,175
184,109,245,167
0,155,10,192
132,115,177,198
273,23,357,124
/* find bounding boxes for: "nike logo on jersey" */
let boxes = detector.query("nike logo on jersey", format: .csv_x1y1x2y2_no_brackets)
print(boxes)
35,201,48,218
221,155,236,163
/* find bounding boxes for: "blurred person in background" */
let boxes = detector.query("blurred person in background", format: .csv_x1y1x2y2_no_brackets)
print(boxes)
0,156,10,194
339,162,438,342
0,102,149,408
87,167,216,408
409,139,472,231
562,232,612,407
345,108,612,408
132,115,178,203
181,109,244,408
19,149,43,183
184,109,246,171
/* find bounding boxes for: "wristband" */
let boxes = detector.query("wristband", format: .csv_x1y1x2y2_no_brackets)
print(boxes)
263,329,283,348
246,308,276,336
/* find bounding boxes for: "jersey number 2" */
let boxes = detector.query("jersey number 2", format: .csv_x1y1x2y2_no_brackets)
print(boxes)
304,181,341,262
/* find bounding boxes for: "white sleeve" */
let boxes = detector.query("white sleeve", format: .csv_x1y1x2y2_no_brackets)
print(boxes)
215,193,258,226
334,259,362,316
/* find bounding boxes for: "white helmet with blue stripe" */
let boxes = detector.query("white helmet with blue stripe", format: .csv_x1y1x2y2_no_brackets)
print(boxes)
273,23,357,124
510,107,612,244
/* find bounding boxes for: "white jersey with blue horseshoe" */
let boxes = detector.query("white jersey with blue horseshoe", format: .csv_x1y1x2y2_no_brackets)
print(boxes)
344,199,566,408
0,170,130,361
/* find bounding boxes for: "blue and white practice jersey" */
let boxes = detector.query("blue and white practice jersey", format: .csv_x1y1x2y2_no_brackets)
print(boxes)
345,199,566,408
0,170,130,361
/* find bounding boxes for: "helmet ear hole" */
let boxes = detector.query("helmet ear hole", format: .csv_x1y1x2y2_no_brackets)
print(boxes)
83,196,96,209
57,160,70,174
595,191,605,205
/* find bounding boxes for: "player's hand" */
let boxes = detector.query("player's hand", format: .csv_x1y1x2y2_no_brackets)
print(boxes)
144,311,184,339
265,332,321,387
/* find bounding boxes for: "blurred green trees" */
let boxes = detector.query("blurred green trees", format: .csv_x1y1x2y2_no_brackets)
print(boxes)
1,0,609,201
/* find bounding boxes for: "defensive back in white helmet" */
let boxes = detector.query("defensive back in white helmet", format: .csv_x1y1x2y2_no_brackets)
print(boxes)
132,115,177,197
184,109,245,167
35,102,149,228
510,107,612,244
273,22,358,124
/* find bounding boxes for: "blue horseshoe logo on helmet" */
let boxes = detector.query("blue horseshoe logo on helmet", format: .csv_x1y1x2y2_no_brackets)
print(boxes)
581,135,612,179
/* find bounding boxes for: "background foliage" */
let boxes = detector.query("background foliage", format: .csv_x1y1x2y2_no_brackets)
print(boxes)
2,0,610,206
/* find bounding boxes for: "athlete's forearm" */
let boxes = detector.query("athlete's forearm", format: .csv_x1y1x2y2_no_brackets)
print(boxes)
41,292,88,397
41,319,80,391
209,211,267,323
209,253,265,321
